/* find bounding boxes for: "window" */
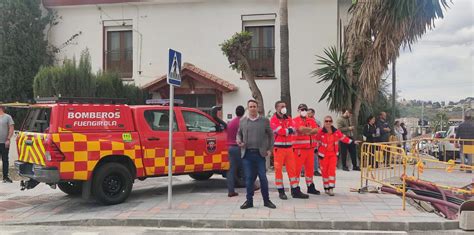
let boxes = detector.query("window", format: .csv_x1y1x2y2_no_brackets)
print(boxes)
175,94,217,115
182,111,216,132
105,30,133,78
22,108,51,133
144,110,177,131
244,25,275,77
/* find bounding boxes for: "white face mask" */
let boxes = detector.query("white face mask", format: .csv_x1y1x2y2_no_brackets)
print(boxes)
280,107,287,115
300,111,307,117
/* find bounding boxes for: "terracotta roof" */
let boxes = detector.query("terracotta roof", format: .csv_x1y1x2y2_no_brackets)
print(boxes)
142,63,238,92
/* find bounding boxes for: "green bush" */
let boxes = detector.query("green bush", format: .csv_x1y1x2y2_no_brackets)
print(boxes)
33,49,147,104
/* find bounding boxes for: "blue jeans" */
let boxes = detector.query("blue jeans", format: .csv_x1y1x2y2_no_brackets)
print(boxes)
314,153,320,171
242,149,269,202
227,145,242,193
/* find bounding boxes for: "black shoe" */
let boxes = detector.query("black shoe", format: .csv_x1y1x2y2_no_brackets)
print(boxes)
240,200,253,209
353,167,361,171
307,183,321,195
3,177,12,183
343,167,350,171
314,171,322,176
291,186,309,199
278,188,288,200
264,200,276,209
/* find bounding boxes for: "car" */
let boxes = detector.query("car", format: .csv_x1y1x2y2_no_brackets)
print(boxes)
15,98,229,205
437,126,460,161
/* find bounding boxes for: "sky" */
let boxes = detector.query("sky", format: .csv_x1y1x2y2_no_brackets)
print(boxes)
396,0,473,103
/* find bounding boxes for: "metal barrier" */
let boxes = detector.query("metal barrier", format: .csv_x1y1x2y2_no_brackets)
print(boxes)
360,143,408,209
360,139,474,211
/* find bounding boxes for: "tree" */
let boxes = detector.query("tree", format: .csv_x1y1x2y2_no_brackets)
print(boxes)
0,0,55,102
279,0,292,115
221,32,265,114
312,47,354,112
342,0,448,137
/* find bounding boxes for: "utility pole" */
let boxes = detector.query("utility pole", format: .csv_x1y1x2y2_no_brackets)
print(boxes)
421,101,424,134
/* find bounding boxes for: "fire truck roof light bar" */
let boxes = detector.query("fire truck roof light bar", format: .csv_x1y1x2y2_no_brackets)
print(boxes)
35,97,128,104
145,99,184,106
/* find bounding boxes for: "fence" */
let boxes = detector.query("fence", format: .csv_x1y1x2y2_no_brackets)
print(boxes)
360,138,474,211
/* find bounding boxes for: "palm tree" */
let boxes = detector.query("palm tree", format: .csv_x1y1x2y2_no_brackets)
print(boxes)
221,32,266,114
344,0,449,136
312,47,354,112
279,0,292,115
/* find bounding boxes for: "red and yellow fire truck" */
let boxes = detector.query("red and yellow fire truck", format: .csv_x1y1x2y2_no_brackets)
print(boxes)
15,98,229,205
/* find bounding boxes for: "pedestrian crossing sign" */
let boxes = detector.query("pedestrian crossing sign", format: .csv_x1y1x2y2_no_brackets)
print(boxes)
167,49,182,87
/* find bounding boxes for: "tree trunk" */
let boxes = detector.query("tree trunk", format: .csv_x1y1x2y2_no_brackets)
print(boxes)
241,56,265,115
279,0,291,115
352,94,362,139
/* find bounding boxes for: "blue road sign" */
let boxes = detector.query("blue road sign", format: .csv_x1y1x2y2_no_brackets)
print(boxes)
167,49,182,87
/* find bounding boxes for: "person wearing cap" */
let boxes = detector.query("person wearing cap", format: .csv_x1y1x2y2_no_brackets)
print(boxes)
315,115,360,196
270,101,299,200
292,103,321,197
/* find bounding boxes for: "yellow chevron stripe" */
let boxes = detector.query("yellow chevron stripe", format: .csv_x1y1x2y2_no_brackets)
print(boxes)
26,146,39,165
32,141,45,165
19,135,27,162
36,135,46,155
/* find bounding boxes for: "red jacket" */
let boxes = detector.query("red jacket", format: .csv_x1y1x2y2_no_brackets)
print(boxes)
270,113,294,147
293,116,319,149
315,126,352,157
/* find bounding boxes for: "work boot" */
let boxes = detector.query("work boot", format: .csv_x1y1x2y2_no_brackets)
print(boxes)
291,186,309,199
278,188,288,200
307,183,321,195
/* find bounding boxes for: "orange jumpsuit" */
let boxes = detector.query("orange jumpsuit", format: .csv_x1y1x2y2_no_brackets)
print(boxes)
293,116,319,187
270,113,298,189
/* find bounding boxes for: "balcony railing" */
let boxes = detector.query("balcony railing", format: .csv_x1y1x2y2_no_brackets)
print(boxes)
247,47,275,77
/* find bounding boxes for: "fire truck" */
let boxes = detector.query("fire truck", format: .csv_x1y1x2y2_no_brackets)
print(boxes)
15,98,229,205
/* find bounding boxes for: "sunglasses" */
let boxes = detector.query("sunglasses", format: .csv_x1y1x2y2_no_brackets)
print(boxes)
324,120,333,123
299,108,308,111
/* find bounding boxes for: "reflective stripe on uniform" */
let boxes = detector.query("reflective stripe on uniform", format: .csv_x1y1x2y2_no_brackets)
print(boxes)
274,142,292,146
273,126,282,133
293,140,311,145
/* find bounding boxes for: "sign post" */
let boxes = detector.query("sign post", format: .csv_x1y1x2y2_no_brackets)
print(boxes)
167,49,182,209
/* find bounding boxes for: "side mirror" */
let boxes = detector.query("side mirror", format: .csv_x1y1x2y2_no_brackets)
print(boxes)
215,124,226,132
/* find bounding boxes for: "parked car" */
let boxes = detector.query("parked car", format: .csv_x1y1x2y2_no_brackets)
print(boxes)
437,126,460,161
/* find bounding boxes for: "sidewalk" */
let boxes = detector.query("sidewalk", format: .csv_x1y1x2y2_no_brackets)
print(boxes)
0,169,471,231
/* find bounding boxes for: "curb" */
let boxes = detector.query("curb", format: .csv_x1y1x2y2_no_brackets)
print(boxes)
2,218,460,231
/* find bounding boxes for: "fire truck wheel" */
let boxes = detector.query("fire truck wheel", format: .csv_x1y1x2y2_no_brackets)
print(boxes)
189,172,213,181
93,163,133,205
58,181,83,196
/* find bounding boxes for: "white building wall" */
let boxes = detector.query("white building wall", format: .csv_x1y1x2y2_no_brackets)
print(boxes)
47,0,346,122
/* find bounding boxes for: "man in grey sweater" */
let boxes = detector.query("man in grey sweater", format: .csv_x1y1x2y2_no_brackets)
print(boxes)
236,100,276,209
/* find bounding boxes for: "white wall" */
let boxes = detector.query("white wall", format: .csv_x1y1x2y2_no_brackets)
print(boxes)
48,0,344,122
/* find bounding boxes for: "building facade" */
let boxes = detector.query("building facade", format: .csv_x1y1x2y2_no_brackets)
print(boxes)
43,0,351,121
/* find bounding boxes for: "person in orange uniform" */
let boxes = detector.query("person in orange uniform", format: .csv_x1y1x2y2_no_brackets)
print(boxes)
315,115,360,196
293,103,321,197
270,101,301,200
